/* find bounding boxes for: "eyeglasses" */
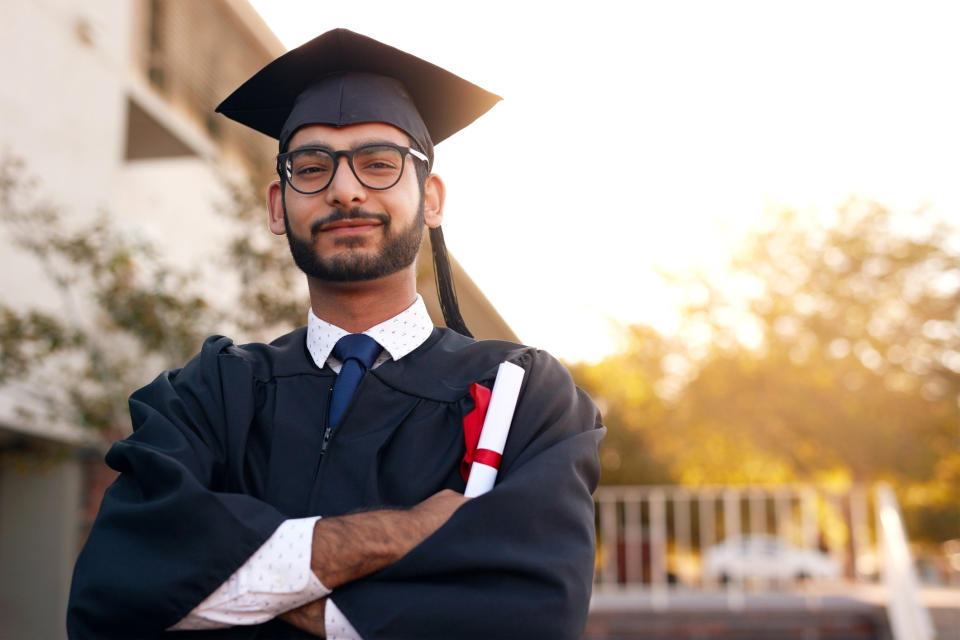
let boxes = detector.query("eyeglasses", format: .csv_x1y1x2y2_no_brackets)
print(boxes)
276,143,428,194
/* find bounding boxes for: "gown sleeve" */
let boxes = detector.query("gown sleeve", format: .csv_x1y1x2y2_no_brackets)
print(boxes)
332,348,605,640
67,336,289,640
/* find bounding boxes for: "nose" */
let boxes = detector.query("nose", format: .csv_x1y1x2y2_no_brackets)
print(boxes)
324,156,366,208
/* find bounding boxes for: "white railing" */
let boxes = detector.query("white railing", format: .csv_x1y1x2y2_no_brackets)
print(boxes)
593,483,935,638
876,483,935,640
596,485,858,590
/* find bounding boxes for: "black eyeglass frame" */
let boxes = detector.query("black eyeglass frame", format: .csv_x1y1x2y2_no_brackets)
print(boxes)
276,143,429,195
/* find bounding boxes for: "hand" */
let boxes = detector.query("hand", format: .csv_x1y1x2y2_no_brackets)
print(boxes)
310,490,469,589
280,598,326,637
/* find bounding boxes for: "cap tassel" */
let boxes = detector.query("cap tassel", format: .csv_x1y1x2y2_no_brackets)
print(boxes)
429,226,472,338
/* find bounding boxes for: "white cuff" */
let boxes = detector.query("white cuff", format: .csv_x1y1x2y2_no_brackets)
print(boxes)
326,598,364,640
170,516,329,629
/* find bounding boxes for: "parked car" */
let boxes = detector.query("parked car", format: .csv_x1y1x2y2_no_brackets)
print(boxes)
702,534,840,583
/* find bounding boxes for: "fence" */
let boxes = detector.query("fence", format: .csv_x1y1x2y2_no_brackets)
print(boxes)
593,483,933,639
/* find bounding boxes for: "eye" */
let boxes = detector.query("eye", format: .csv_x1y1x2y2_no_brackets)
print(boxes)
291,150,334,176
354,146,402,173
296,165,329,175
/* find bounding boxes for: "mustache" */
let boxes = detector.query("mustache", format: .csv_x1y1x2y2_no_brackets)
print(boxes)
310,208,389,236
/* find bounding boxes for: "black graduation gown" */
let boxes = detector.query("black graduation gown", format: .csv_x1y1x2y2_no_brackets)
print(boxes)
67,326,604,639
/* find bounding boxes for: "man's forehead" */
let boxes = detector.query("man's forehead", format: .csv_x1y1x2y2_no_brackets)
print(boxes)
288,122,409,149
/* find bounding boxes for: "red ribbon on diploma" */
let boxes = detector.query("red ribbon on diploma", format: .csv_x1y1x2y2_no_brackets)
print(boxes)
460,382,502,481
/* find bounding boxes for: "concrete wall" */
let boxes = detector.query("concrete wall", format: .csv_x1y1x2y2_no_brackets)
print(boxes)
0,461,82,640
1,0,134,310
0,0,132,211
0,0,243,309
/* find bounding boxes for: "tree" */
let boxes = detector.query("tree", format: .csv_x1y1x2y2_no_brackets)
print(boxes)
574,199,960,543
217,177,307,339
0,156,305,448
567,325,675,485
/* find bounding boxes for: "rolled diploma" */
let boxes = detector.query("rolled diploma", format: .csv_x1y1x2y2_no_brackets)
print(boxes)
463,361,525,498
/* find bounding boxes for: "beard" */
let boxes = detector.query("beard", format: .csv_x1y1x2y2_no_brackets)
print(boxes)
283,196,425,282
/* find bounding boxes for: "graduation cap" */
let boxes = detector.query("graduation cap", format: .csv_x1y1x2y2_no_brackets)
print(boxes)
216,29,503,337
217,28,501,163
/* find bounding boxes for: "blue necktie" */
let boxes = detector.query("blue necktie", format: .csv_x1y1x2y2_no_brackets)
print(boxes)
329,334,382,429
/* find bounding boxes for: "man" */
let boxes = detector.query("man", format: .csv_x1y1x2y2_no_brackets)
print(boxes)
68,29,604,639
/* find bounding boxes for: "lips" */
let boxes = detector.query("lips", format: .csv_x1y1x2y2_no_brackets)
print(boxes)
311,210,390,236
321,219,382,233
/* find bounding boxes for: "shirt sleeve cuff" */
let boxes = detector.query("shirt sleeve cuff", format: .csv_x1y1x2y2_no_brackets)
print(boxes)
325,598,364,640
170,516,329,629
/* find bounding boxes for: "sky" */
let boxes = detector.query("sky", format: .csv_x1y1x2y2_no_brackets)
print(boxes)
249,0,960,363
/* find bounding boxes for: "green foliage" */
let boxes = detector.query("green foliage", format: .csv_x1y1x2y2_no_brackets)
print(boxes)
567,325,674,485
0,156,303,437
574,200,960,543
217,179,306,338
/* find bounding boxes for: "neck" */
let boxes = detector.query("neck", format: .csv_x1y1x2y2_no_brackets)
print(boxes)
307,267,418,333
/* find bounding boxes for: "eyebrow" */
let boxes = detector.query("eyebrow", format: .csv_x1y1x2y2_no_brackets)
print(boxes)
290,138,402,152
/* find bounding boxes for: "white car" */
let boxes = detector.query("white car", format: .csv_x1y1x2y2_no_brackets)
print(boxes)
702,534,841,583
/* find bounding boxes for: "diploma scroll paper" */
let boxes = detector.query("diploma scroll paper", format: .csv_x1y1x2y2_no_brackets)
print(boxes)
464,361,525,498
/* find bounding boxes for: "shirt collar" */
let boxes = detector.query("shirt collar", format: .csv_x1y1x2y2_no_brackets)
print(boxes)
305,294,434,370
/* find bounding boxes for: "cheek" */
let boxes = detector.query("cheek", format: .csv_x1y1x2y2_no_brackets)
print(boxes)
284,195,318,226
283,209,317,240
397,192,422,214
389,175,423,214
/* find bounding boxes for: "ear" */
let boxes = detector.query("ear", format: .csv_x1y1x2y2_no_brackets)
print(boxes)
266,180,286,235
423,173,445,229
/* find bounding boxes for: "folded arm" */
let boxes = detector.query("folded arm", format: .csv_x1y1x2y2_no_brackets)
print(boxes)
329,350,605,640
173,490,468,637
279,490,468,636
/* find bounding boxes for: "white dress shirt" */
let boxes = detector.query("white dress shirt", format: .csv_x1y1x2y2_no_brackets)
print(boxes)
173,296,435,638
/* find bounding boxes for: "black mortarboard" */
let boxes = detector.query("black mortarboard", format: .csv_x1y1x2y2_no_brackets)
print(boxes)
215,28,502,166
216,28,501,337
